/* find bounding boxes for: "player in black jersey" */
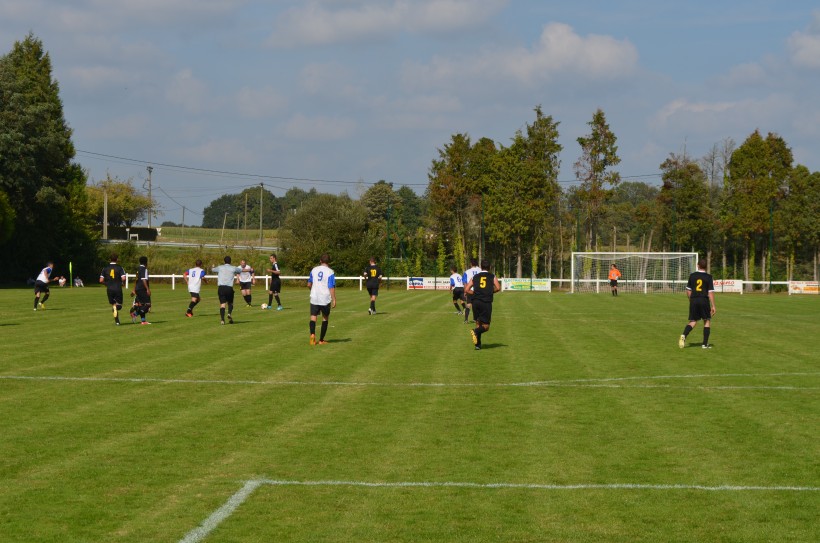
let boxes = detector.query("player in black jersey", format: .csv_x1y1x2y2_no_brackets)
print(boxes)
266,254,283,310
464,259,501,350
679,259,716,349
99,253,127,325
362,256,383,315
132,256,152,324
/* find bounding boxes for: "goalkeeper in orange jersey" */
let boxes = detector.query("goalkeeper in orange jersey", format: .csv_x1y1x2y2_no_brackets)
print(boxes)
609,264,621,296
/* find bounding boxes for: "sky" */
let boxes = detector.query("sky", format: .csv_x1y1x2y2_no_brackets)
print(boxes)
1,1,819,225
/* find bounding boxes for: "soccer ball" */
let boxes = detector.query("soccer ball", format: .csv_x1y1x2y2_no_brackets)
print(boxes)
261,303,268,309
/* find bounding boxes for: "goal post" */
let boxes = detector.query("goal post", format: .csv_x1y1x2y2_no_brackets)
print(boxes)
571,252,698,294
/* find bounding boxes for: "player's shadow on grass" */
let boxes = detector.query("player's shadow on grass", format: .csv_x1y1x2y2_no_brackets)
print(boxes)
479,343,506,350
0,323,20,327
322,338,352,343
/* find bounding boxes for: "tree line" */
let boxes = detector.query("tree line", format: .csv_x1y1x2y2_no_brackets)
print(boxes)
2,34,818,285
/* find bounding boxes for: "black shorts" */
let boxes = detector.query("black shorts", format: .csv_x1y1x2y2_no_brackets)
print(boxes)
239,281,252,290
452,287,464,301
218,285,235,304
189,292,201,300
688,297,711,321
135,289,151,306
34,281,49,294
106,288,123,306
269,279,281,293
310,303,331,318
472,299,493,325
610,279,618,287
464,293,473,304
367,287,379,297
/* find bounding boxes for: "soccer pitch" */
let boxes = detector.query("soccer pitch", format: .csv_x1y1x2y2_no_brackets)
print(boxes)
1,285,818,542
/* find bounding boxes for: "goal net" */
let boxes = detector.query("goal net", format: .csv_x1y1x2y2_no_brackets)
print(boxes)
571,252,698,293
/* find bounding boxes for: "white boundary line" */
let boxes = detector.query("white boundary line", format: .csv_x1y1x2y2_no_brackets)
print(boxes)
2,372,819,390
2,373,820,389
179,477,820,542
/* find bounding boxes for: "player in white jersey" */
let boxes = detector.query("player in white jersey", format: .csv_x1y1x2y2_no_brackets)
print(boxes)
307,253,336,345
236,259,255,307
184,259,207,317
461,258,482,323
33,261,57,310
449,265,466,315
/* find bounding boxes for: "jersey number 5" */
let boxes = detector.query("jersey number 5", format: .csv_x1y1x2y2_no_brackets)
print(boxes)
479,277,487,289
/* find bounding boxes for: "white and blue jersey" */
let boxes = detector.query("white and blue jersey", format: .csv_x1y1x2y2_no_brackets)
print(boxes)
463,266,481,286
36,267,52,283
450,273,464,289
185,267,206,294
309,264,335,306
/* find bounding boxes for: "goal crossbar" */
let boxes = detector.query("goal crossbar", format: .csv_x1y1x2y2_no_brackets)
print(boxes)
571,252,698,294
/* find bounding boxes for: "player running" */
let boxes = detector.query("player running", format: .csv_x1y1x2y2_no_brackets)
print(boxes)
99,254,127,325
131,256,151,324
449,265,466,315
184,259,207,317
462,258,482,323
465,260,501,351
33,261,56,311
236,259,255,307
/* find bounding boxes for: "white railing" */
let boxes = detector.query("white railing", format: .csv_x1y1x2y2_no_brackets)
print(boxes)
122,275,409,290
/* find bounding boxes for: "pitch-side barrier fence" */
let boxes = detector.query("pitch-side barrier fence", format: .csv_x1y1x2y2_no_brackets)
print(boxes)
121,275,815,295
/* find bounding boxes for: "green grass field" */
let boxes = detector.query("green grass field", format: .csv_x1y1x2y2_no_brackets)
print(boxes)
158,226,279,247
1,285,818,542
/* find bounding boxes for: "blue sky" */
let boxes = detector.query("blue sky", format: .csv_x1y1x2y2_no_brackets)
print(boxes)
2,1,818,225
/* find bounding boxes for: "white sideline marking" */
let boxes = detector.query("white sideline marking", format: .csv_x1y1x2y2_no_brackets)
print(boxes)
1,372,818,391
179,478,820,542
178,479,263,543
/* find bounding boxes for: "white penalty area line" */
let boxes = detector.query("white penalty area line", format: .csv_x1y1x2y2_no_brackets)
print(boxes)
1,372,819,391
179,478,820,543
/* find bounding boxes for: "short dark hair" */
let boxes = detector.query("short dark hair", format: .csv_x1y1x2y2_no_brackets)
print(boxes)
224,256,232,264
320,253,330,264
450,266,458,273
698,259,707,270
195,259,202,267
480,259,490,270
139,256,148,265
270,253,277,259
110,253,118,262
369,256,376,263
470,258,478,267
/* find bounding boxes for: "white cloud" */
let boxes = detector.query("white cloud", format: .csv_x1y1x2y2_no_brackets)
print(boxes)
166,69,210,114
403,22,638,88
717,62,768,87
281,113,356,140
650,95,796,136
236,86,287,119
267,0,508,47
788,11,820,69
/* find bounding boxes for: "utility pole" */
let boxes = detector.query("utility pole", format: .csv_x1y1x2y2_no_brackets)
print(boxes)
103,188,108,239
259,183,264,247
145,166,153,229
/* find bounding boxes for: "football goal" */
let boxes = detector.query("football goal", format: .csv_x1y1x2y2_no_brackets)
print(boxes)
571,252,698,293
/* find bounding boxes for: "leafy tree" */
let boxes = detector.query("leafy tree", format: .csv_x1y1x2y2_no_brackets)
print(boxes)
776,165,820,280
0,190,15,244
724,130,792,286
657,154,711,252
360,180,398,225
574,108,621,250
0,33,95,279
486,106,561,277
86,175,154,228
280,193,380,275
